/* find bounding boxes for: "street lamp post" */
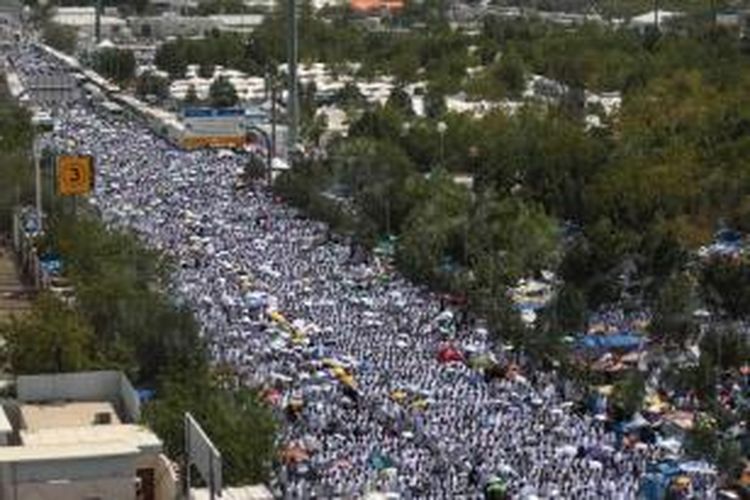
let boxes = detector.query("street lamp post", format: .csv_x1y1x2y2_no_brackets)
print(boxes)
33,138,42,225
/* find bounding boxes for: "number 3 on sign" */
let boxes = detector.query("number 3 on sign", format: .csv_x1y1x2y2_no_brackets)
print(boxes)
57,155,94,196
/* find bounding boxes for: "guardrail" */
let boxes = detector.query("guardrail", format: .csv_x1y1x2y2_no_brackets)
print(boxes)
11,207,75,302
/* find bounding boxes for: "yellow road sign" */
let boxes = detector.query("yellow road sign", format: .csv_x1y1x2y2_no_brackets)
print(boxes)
57,155,94,196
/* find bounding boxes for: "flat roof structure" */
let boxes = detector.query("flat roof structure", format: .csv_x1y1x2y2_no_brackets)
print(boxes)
20,401,121,431
0,372,176,500
21,422,161,450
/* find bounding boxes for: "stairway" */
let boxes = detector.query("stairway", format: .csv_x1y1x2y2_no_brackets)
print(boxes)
0,246,32,323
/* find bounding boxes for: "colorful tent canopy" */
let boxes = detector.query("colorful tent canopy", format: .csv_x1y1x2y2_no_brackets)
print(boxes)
437,345,464,363
578,334,642,351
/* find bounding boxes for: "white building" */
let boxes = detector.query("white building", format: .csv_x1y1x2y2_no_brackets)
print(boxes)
52,6,129,40
208,14,265,33
170,65,266,102
0,371,177,500
629,9,685,34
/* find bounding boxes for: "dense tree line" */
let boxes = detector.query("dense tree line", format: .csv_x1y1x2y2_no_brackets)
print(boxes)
93,47,136,84
0,82,275,485
41,21,77,55
1,215,277,484
0,80,33,234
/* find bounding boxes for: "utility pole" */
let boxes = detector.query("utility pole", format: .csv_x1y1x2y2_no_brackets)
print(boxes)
710,0,717,32
287,0,299,156
33,138,41,226
94,0,102,44
271,80,277,158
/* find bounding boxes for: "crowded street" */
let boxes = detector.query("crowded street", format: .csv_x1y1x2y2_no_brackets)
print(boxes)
12,44,718,499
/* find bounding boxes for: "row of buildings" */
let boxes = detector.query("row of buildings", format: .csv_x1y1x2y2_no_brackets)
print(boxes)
50,0,407,44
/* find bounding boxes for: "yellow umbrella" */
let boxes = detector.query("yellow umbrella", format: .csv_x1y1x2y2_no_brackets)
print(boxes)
672,476,691,490
340,374,358,390
411,398,429,411
390,390,408,403
269,311,288,325
322,358,341,369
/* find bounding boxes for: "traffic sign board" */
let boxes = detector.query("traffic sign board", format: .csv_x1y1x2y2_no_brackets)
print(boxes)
57,155,94,196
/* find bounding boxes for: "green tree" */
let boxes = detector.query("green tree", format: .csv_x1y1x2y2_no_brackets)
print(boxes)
397,173,471,286
611,371,645,419
133,0,149,15
650,273,696,345
551,284,587,333
42,21,78,54
155,41,188,79
0,83,33,233
333,138,419,236
700,327,750,371
334,81,365,110
50,217,204,386
196,0,248,15
244,154,268,181
1,294,98,374
135,71,170,101
468,194,559,280
209,76,239,108
144,367,277,485
93,48,136,84
716,439,743,484
386,85,414,117
685,417,719,460
424,84,446,119
701,259,750,319
184,84,200,105
492,48,526,98
198,63,215,79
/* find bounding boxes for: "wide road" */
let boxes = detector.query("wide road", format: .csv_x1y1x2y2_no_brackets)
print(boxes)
10,43,716,500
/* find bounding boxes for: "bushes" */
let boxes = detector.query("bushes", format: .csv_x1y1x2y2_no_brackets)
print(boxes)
2,214,277,484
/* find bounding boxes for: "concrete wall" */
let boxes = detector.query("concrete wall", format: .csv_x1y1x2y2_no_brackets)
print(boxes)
119,373,141,422
0,456,136,500
12,476,134,500
17,371,120,403
0,407,12,446
16,371,140,422
128,16,216,39
135,453,178,500
11,455,135,483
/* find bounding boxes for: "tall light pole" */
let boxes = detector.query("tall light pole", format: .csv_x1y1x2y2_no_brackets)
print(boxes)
30,113,51,230
95,0,102,44
287,0,299,155
33,137,41,225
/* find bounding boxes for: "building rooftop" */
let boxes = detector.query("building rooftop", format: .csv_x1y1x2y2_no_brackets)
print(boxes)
20,422,162,451
0,372,163,466
12,399,163,459
0,400,163,463
52,13,127,27
630,9,684,27
20,401,121,432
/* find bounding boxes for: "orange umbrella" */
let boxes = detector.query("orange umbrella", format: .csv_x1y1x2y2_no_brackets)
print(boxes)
281,445,309,464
